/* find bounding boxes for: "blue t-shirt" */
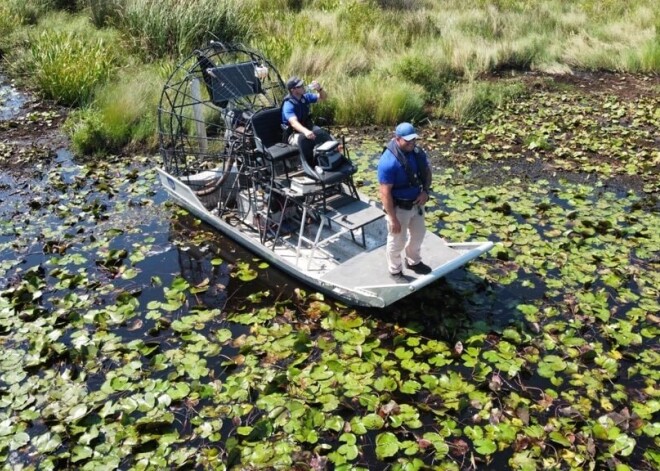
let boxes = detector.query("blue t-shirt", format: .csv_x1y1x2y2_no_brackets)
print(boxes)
282,93,318,126
377,144,428,200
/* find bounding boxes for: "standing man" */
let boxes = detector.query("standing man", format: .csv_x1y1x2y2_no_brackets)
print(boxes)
378,122,433,280
281,76,330,159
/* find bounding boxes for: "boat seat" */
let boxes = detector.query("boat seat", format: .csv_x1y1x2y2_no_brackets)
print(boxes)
250,108,300,180
298,138,357,212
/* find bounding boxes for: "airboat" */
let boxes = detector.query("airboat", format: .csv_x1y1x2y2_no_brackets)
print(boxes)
157,42,493,308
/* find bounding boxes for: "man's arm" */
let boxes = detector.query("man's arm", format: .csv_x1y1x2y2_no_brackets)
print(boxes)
288,116,315,140
310,80,327,101
379,182,401,234
423,164,432,191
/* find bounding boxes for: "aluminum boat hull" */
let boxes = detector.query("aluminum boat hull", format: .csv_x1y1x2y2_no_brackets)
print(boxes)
157,168,493,308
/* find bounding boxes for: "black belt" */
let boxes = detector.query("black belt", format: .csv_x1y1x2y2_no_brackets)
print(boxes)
394,199,415,210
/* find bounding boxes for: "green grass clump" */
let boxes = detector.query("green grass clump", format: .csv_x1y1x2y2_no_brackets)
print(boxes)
444,80,525,123
330,76,425,125
0,0,56,25
637,38,660,72
393,51,456,101
65,106,108,156
375,83,426,124
0,4,21,53
336,0,382,45
88,0,124,28
25,30,118,106
66,65,164,155
634,19,660,72
6,13,122,106
116,0,250,59
496,35,547,71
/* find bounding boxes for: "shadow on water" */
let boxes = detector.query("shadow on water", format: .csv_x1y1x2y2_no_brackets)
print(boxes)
168,213,305,309
166,211,533,346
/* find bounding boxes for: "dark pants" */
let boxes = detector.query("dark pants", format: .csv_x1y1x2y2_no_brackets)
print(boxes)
289,126,332,165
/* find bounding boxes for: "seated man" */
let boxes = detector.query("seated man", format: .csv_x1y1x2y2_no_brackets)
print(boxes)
281,76,331,164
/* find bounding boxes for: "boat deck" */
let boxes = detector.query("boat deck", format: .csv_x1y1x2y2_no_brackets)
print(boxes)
321,231,458,287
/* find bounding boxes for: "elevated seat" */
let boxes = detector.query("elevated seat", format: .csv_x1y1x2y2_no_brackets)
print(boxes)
295,194,385,268
250,108,300,180
298,139,358,212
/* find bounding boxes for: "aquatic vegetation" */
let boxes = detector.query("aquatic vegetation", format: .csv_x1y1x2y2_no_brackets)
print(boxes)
0,163,657,470
0,77,658,468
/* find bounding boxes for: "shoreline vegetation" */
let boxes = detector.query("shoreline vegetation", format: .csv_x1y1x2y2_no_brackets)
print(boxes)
0,0,658,155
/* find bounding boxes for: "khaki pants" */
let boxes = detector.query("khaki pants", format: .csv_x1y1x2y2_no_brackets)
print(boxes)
287,126,331,146
386,205,426,274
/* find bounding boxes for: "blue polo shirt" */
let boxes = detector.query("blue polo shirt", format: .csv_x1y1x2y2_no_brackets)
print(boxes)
281,93,318,126
377,144,428,200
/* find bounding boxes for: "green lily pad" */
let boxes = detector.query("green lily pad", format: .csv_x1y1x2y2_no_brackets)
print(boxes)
375,432,399,459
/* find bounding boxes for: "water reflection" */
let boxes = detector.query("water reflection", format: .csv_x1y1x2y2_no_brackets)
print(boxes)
0,73,26,121
168,213,304,310
167,211,514,338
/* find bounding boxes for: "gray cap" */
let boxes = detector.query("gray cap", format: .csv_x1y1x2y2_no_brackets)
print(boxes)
285,76,304,90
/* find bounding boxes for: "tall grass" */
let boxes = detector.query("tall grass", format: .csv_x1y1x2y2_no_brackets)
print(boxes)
7,13,121,106
88,0,124,28
0,0,57,25
116,0,251,59
554,5,658,72
1,0,657,155
284,42,374,82
27,32,117,105
444,80,525,123
331,76,425,126
636,28,660,72
0,3,21,53
66,64,165,154
262,0,655,123
390,48,457,103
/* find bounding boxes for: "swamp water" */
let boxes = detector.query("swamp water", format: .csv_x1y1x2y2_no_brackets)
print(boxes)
0,78,658,470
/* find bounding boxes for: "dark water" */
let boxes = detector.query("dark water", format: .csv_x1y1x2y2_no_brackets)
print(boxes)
0,73,26,120
1,81,656,470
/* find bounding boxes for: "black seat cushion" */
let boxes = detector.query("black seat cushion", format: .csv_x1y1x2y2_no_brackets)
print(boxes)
309,162,356,184
266,142,299,161
251,108,283,148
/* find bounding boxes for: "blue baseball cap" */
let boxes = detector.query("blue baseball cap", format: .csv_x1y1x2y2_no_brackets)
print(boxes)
395,122,418,141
